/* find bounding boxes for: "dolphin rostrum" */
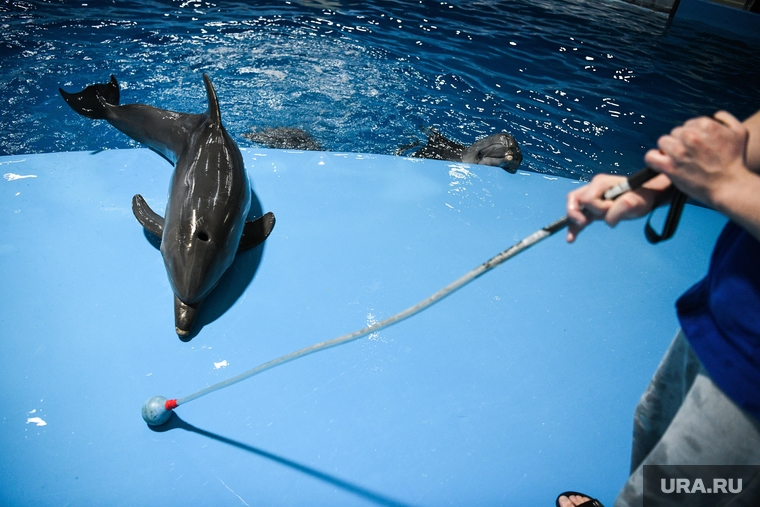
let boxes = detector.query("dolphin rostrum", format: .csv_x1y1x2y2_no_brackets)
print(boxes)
60,74,275,338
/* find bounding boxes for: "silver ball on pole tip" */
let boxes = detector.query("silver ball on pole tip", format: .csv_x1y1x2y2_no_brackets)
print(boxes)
142,395,176,426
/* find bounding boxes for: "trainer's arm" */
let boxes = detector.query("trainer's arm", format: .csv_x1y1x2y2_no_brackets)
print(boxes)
745,110,760,172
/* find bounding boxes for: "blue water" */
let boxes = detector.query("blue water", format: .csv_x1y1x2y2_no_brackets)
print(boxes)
1,0,758,180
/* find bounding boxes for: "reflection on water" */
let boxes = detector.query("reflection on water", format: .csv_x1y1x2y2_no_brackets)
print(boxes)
1,0,758,179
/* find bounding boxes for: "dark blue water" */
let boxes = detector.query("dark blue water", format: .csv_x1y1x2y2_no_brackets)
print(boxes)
1,0,758,179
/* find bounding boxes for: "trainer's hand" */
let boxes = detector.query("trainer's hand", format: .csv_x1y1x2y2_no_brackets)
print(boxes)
566,173,671,243
644,111,750,210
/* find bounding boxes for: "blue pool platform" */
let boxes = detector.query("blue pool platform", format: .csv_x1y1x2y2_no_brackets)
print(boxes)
1,149,726,506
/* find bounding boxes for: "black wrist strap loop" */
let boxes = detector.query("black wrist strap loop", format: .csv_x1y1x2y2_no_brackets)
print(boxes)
644,189,688,244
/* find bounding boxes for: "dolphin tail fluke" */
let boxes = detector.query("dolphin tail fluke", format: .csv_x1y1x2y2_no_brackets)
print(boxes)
58,75,120,120
238,212,276,252
202,73,221,126
132,194,165,238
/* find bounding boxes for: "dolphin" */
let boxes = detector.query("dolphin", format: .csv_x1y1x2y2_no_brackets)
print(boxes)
243,126,323,151
397,128,523,173
460,132,523,173
60,74,275,338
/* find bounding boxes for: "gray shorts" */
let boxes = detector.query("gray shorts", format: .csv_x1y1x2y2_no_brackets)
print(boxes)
614,330,760,506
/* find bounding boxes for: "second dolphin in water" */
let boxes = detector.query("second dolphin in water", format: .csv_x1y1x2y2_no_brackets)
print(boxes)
60,74,275,338
398,128,523,173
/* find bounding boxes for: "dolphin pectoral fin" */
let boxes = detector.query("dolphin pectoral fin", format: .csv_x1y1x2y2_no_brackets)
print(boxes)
132,194,164,238
174,295,199,339
395,139,421,157
238,212,276,252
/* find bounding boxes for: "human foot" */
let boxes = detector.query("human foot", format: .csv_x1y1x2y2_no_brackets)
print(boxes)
555,491,604,507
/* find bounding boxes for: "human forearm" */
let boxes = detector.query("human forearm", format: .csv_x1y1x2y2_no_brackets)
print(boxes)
743,109,760,173
711,168,760,242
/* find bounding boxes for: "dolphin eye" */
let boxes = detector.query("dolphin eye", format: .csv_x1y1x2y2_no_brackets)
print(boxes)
197,231,209,242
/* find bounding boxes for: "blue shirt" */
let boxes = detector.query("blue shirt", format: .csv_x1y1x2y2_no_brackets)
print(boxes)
677,221,760,420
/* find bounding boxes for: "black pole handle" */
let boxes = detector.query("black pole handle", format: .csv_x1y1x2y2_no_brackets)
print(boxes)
603,167,659,201
599,167,685,244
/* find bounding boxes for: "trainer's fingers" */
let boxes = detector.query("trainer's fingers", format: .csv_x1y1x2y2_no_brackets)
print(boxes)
567,183,610,224
567,190,590,225
605,191,646,226
713,110,741,129
644,148,671,173
565,174,626,243
565,187,597,243
657,133,687,160
566,221,582,243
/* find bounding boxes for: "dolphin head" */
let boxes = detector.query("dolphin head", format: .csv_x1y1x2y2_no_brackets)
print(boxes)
461,133,523,173
161,221,240,337
164,228,226,302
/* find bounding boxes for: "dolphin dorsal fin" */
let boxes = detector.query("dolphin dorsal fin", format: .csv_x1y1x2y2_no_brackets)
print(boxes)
202,74,221,126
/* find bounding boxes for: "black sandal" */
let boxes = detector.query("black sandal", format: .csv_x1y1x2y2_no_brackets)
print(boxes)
555,491,605,507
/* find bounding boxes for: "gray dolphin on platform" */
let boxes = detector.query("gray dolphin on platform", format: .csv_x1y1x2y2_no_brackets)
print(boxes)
397,128,523,173
60,74,275,338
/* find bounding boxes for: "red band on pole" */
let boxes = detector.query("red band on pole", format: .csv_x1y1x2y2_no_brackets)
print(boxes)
165,399,178,410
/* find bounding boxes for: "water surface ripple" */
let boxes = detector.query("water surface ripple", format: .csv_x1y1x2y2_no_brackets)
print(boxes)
1,0,758,179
